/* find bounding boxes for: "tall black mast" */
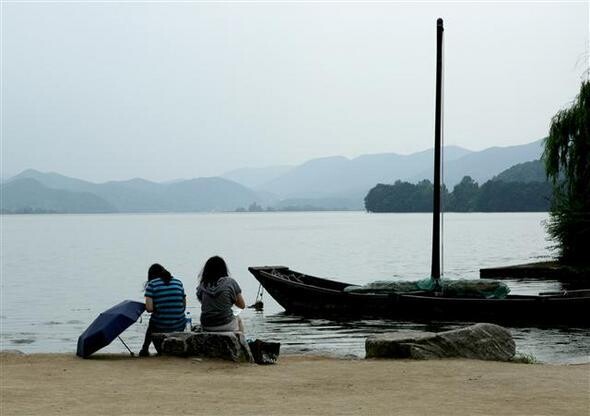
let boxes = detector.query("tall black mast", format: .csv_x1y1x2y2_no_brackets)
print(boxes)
431,18,444,281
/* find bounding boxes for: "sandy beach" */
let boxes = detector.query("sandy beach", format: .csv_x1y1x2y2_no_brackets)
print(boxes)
1,353,588,416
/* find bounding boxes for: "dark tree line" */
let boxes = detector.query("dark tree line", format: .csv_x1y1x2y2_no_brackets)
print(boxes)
364,176,552,213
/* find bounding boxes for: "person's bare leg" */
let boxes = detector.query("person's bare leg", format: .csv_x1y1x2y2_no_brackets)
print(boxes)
237,316,245,333
139,320,153,356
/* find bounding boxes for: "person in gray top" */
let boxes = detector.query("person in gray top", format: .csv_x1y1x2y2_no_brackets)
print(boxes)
196,256,246,332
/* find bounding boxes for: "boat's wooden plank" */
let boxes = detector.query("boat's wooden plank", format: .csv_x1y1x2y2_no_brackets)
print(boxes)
479,261,590,281
538,289,590,297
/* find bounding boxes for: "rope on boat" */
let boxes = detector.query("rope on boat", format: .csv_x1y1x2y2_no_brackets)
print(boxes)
249,283,265,311
255,283,264,303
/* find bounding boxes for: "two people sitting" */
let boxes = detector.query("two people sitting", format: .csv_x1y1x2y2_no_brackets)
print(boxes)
140,255,244,357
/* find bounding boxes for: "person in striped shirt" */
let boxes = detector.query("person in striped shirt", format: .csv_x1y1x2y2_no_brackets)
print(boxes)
140,263,186,356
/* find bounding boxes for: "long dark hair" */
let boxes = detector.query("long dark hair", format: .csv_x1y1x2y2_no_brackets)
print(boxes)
199,256,229,286
148,263,173,285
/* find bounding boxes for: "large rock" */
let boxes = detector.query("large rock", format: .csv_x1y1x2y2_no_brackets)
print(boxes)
152,331,254,363
365,323,515,361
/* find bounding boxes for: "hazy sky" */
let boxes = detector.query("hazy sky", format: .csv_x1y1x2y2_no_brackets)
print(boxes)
2,1,588,182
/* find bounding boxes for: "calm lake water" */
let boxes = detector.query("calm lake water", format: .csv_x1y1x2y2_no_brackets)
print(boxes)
1,212,588,363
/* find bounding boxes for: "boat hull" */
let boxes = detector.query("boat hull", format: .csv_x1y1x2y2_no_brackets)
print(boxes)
248,266,590,327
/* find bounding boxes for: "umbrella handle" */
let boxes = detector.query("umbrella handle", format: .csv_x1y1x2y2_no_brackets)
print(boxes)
118,336,135,357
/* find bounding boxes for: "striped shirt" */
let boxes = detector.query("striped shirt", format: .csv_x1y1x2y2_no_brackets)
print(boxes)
145,277,186,332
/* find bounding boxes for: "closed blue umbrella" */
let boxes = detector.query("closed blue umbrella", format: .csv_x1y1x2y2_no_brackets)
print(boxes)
77,300,145,358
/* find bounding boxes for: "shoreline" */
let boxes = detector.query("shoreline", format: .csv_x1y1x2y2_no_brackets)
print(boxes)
2,353,589,415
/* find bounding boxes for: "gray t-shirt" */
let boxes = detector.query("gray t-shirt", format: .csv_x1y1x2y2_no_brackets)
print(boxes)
197,276,242,327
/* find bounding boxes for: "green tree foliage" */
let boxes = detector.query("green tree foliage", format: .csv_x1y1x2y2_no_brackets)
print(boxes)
447,176,479,212
364,176,551,213
493,160,547,183
365,180,442,212
543,80,590,264
474,181,552,212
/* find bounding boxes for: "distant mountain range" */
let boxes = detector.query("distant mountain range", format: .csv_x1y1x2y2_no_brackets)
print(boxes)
492,159,547,183
1,178,116,213
222,165,294,189
2,139,545,213
226,139,543,209
419,140,544,186
2,170,263,213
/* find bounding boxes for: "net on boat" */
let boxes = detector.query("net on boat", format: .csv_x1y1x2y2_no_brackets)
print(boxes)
343,278,510,299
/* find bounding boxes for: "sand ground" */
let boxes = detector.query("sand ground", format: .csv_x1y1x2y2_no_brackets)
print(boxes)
1,353,589,416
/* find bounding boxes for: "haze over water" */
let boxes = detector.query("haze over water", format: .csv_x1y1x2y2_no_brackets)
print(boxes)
1,212,589,363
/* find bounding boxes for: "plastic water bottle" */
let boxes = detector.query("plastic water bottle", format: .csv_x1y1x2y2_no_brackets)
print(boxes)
185,312,192,332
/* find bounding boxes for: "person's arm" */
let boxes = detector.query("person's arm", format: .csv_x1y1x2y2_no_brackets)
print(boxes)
145,296,154,312
234,293,246,309
183,295,186,308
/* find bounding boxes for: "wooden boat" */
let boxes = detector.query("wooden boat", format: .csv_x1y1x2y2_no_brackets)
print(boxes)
248,266,590,327
248,20,590,328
